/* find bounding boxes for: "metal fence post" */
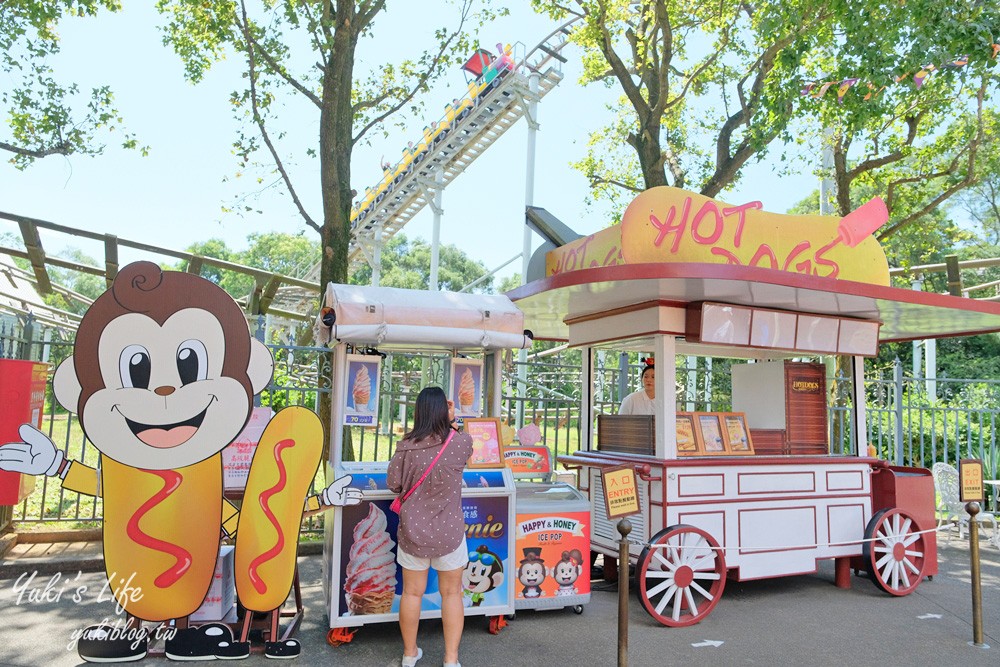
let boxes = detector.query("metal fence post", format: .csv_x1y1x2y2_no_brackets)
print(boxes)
893,357,904,466
19,313,35,361
254,315,266,408
617,352,628,404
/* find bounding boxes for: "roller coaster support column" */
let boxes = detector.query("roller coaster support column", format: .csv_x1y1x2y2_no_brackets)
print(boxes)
517,71,541,429
372,221,383,287
429,169,444,290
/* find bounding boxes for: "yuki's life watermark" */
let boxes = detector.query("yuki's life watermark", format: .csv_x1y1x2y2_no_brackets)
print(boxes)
12,569,144,614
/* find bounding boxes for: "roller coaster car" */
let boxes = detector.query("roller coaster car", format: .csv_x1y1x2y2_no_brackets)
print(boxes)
461,48,496,81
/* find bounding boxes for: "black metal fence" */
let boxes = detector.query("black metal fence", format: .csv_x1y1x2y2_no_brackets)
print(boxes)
4,315,1000,528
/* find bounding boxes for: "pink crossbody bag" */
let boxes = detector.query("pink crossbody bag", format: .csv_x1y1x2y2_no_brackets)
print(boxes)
390,430,455,514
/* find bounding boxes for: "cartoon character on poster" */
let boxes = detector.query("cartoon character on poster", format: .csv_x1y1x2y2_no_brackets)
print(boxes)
517,547,546,598
515,513,590,600
449,358,482,418
462,544,505,607
344,354,380,426
0,262,362,662
551,549,584,596
461,495,509,608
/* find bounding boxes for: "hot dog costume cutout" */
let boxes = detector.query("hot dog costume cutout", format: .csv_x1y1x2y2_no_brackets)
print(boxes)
0,262,361,663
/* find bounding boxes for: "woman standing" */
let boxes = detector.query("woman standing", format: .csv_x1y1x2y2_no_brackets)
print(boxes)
387,386,474,667
619,358,656,415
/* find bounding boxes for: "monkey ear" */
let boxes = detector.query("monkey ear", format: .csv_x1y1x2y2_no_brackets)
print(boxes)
247,338,275,394
492,572,504,587
53,357,82,413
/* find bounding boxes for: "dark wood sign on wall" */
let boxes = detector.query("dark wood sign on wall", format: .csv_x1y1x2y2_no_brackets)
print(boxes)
784,361,828,456
597,415,655,456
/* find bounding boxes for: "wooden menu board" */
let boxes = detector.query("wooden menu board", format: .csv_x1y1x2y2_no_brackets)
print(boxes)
597,415,655,456
784,361,828,455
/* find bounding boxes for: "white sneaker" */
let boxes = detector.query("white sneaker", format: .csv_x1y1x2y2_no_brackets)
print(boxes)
443,662,461,667
402,647,423,667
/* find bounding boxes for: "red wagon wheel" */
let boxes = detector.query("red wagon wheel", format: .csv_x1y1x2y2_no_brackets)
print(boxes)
862,508,927,596
636,524,726,627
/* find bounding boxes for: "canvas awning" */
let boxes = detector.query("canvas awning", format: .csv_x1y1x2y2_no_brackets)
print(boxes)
314,283,532,350
508,263,1000,346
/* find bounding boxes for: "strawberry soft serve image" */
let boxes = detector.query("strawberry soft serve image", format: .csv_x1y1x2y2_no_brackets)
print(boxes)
352,365,372,412
458,367,476,412
344,504,397,614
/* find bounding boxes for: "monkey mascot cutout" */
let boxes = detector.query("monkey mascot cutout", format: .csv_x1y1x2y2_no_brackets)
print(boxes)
0,262,361,662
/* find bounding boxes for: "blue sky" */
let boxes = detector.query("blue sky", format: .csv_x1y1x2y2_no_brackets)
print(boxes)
0,2,818,285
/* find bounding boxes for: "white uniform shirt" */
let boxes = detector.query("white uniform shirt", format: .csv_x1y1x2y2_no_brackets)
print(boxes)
618,390,656,415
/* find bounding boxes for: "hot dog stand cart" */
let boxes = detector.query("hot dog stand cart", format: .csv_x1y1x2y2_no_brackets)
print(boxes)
506,186,1000,627
314,284,530,638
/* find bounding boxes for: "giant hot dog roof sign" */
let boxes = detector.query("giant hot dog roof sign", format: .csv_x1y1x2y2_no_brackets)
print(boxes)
546,187,890,286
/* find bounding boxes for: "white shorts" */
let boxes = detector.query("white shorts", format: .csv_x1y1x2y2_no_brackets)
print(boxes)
397,536,468,572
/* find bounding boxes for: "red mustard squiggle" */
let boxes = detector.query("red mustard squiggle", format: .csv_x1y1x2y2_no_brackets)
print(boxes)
247,438,294,594
125,469,192,588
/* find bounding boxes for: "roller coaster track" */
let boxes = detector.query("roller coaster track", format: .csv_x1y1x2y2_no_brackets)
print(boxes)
292,18,580,300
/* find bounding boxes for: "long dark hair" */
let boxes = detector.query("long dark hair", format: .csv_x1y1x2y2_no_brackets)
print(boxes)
403,386,452,442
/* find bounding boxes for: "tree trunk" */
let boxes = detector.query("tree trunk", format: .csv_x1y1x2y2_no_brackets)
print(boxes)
317,3,359,462
633,121,669,189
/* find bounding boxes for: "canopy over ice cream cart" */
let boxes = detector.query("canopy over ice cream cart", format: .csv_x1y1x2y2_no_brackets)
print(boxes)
314,284,532,636
508,186,1000,627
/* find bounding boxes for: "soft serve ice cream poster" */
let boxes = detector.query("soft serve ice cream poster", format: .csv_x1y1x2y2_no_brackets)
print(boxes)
336,496,512,619
450,358,482,419
338,501,399,617
344,354,380,426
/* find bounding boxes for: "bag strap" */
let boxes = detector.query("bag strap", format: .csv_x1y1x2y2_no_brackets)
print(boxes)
400,430,456,502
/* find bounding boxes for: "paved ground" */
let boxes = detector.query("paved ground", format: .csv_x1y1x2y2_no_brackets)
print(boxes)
1,533,997,666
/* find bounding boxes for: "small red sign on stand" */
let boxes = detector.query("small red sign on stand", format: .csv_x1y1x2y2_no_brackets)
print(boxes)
0,359,47,505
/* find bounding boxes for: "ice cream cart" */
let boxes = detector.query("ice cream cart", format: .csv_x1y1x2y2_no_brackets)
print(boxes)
513,481,591,614
504,440,592,614
314,284,531,638
508,186,1000,627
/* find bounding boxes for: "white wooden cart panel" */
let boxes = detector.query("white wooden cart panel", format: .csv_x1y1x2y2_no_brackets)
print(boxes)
666,461,872,580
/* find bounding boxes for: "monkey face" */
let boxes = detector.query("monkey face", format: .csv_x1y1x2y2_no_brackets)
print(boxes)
518,562,545,587
80,308,252,470
553,561,579,586
463,558,502,594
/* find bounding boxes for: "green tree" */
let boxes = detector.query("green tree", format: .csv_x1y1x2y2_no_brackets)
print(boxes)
36,248,105,315
497,272,520,293
177,233,319,300
958,162,1000,247
531,0,1000,223
1,1,144,168
349,233,493,293
179,238,235,285
156,0,498,292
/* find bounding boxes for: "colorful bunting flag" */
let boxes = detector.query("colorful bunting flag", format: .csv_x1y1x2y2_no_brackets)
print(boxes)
836,78,859,103
801,40,995,103
913,64,936,89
